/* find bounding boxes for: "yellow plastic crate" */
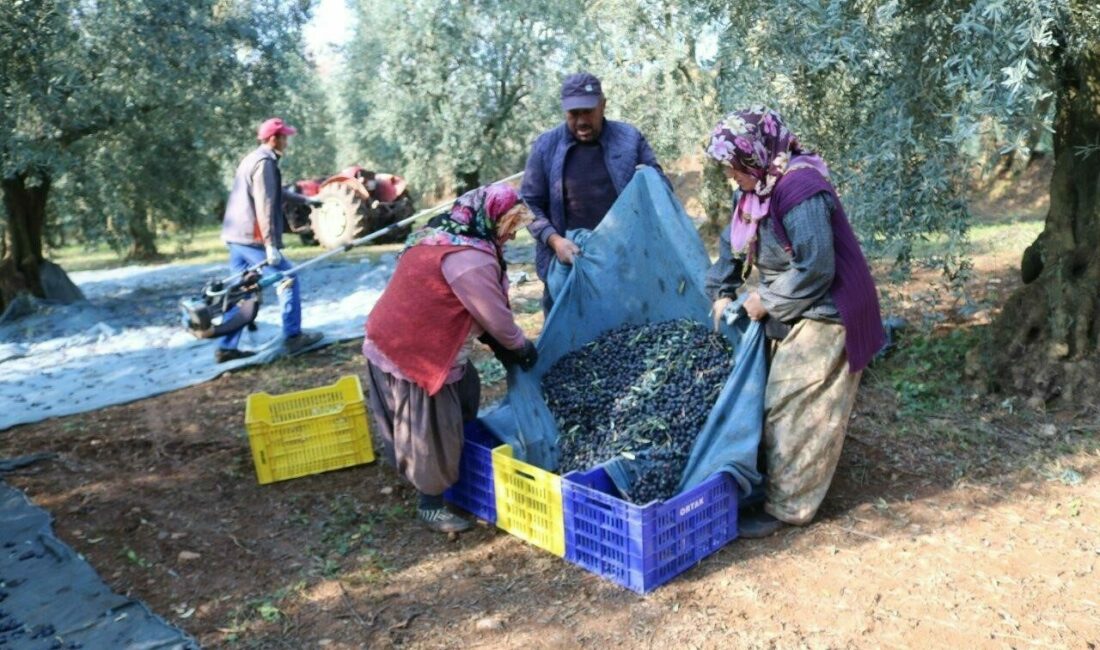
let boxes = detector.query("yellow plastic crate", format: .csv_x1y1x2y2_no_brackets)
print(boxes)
246,375,375,484
492,444,565,557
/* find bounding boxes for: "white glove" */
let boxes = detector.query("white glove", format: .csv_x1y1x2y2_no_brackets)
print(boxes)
265,244,284,266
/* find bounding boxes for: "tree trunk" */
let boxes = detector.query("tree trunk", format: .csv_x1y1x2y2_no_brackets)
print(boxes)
982,37,1100,406
699,161,730,241
127,200,160,260
456,169,481,195
1,171,50,311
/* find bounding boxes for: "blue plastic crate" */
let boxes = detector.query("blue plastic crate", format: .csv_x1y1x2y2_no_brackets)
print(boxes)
563,467,739,593
443,420,498,523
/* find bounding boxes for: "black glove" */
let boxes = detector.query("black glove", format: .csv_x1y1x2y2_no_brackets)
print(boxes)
515,339,538,371
479,334,538,370
239,270,262,292
479,333,516,366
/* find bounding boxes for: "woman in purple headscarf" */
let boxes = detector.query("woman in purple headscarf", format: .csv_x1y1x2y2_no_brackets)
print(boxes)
704,107,884,538
363,183,536,534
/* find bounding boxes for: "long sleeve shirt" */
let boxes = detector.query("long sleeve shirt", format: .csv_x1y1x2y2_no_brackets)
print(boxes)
521,120,669,279
706,192,840,323
363,248,524,384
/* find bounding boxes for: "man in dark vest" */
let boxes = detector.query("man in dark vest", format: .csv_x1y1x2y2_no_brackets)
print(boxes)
521,72,670,313
219,117,322,363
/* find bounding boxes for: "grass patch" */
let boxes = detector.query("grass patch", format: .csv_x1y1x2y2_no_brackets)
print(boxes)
221,580,308,644
45,224,398,273
907,217,1043,261
967,218,1044,256
871,328,978,417
47,226,227,272
474,357,506,385
287,493,407,581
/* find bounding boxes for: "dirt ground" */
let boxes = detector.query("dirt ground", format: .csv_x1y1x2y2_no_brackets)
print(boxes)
3,170,1099,649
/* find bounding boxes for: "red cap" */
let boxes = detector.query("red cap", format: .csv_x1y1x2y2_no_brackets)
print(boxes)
257,117,297,141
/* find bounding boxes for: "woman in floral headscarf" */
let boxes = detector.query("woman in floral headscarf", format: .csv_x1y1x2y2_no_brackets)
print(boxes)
363,183,536,534
704,107,884,538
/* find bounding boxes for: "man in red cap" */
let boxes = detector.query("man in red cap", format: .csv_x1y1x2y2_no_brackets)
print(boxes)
218,117,322,363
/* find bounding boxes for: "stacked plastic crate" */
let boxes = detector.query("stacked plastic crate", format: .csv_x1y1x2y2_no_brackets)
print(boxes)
445,421,739,593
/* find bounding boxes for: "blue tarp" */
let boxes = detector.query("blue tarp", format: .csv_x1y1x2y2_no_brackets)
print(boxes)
480,168,765,499
0,475,198,649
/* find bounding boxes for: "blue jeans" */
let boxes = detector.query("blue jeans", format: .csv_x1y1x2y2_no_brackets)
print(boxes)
220,243,301,350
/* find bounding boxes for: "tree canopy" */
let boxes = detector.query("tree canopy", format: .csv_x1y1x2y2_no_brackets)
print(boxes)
3,0,1100,400
335,1,1093,275
690,0,1095,276
334,0,1100,402
339,0,588,195
0,0,331,302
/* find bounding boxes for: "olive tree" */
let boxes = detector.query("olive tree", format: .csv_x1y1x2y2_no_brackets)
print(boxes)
0,0,327,310
694,0,1100,403
340,0,583,195
980,2,1100,402
575,1,728,233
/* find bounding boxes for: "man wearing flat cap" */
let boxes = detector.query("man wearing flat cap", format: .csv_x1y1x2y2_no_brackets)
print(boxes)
218,117,322,363
521,71,669,312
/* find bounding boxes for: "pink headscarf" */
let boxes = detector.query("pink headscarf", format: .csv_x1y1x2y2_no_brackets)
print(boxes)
729,192,770,254
404,182,520,259
482,183,519,222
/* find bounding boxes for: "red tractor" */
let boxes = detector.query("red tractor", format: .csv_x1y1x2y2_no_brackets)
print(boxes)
284,165,415,249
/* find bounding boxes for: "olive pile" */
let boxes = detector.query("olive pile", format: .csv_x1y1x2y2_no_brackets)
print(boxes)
543,320,734,504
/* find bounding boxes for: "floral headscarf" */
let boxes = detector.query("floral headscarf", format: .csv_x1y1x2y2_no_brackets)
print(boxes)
706,107,828,260
404,183,519,258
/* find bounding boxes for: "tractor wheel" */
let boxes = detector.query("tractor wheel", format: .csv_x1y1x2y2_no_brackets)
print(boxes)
309,182,372,249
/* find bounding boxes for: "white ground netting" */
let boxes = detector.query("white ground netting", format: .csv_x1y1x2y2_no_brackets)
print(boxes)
0,255,396,430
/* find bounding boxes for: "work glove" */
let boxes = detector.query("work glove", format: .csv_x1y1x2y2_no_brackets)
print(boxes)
479,333,515,366
515,339,538,371
265,244,284,266
479,334,538,371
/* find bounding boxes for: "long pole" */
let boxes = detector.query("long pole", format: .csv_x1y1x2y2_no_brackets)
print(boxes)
257,171,525,288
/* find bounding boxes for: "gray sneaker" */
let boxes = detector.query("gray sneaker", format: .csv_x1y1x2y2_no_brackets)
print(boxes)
417,507,471,534
285,331,323,354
